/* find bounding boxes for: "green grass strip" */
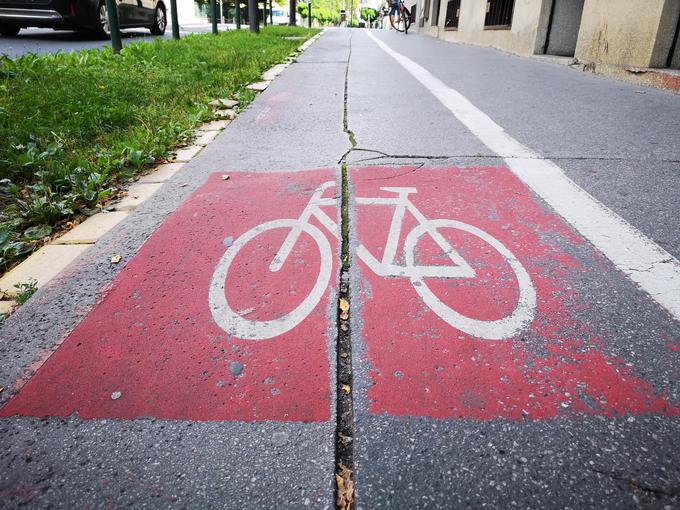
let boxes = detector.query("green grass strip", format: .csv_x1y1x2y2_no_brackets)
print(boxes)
0,27,319,272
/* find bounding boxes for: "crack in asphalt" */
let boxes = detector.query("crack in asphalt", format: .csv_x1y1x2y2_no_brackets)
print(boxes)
592,469,680,498
342,148,680,165
352,164,425,181
624,258,676,273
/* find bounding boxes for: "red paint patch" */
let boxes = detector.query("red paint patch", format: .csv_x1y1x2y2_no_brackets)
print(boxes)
353,166,677,420
1,171,337,422
658,71,680,94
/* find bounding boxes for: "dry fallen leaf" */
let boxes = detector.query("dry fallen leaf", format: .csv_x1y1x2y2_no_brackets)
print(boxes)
339,298,349,320
111,255,122,264
336,464,354,510
341,384,351,394
221,174,230,181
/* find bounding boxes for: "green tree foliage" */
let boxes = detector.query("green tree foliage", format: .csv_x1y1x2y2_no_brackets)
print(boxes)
296,0,343,25
360,7,377,22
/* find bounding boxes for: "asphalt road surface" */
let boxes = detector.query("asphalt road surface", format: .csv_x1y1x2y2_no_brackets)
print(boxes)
1,28,679,509
0,24,231,58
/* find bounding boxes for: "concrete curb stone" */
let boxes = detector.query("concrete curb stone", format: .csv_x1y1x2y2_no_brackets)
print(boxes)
0,244,90,293
52,211,130,245
114,183,164,211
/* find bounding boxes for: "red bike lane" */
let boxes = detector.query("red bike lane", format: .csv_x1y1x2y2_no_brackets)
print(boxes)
351,165,678,420
2,165,676,425
0,170,339,422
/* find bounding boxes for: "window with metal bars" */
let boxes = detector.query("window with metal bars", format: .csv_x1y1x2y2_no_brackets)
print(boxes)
484,0,514,28
444,0,460,29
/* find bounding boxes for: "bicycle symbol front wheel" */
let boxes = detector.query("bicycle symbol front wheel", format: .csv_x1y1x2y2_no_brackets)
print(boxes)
404,219,537,340
209,219,333,340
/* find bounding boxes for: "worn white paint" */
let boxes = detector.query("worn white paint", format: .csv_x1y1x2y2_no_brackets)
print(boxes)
211,181,536,340
209,218,334,340
365,30,680,322
405,219,537,340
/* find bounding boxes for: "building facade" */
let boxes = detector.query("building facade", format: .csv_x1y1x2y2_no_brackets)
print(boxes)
411,0,680,76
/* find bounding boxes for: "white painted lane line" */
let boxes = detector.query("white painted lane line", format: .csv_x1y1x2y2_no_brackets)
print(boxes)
364,30,680,322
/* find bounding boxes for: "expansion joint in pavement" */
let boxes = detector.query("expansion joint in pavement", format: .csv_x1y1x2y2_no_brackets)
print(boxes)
335,162,354,509
343,35,357,150
335,31,356,510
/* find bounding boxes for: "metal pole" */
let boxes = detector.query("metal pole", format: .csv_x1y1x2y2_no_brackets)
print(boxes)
289,0,296,25
235,0,241,28
248,0,259,32
308,1,311,28
210,0,218,33
263,0,267,26
269,0,273,24
104,0,122,53
169,0,179,39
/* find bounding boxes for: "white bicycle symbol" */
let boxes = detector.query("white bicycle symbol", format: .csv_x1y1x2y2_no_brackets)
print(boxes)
210,181,536,340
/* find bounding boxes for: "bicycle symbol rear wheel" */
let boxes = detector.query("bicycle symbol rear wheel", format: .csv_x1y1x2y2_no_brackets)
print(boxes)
404,219,536,340
209,219,333,340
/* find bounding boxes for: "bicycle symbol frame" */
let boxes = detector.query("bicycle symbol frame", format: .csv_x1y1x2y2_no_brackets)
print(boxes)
209,181,536,340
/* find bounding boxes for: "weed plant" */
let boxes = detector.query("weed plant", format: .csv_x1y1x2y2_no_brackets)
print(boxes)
0,26,317,272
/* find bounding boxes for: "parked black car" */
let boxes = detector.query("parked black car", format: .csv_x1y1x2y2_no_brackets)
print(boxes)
0,0,167,38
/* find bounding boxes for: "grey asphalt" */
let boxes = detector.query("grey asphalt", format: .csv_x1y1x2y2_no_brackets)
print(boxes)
1,27,680,509
0,24,231,57
344,29,680,509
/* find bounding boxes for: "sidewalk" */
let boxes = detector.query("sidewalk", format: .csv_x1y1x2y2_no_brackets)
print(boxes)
1,28,680,509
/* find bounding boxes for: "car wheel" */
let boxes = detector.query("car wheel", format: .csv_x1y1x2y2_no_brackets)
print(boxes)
93,1,111,39
0,25,21,37
149,4,166,35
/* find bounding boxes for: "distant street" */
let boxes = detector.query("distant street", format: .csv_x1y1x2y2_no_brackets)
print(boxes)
0,24,232,58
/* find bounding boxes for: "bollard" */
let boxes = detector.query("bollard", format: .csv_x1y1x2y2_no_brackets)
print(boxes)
289,0,296,25
248,0,259,32
210,0,218,34
235,0,241,29
308,1,311,28
169,0,180,39
104,0,122,53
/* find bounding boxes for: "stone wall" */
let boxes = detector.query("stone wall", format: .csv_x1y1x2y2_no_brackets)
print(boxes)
575,0,679,68
416,0,547,55
412,0,680,69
